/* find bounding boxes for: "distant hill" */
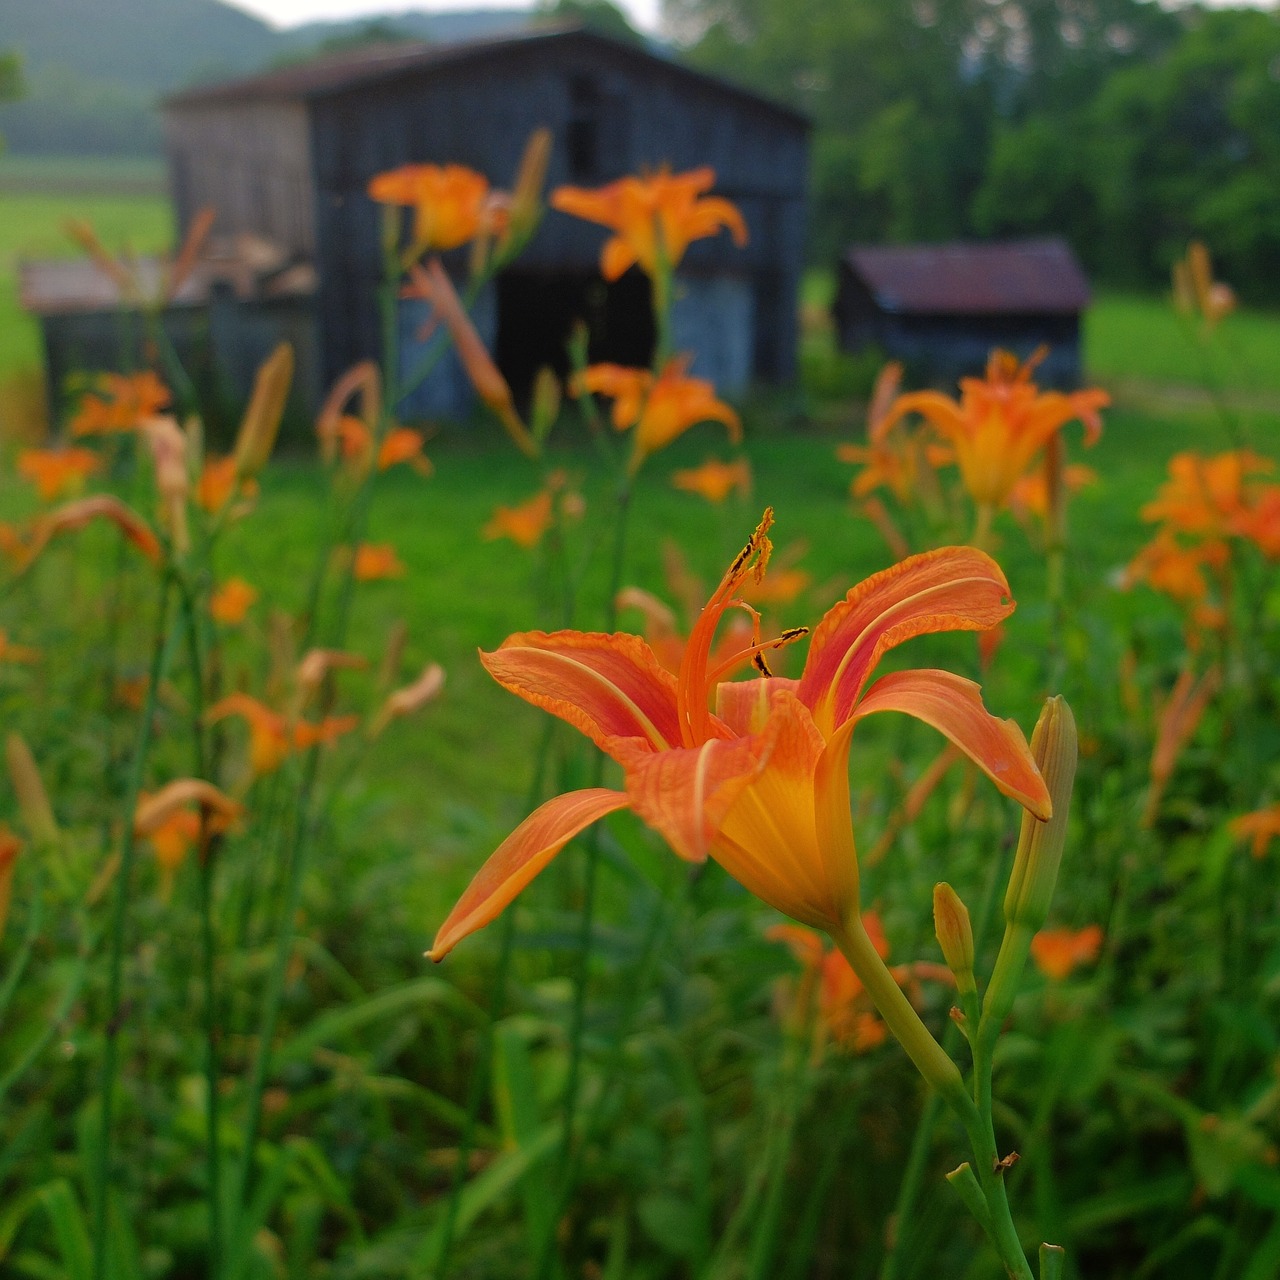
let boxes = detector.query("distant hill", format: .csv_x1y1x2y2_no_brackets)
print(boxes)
0,0,534,155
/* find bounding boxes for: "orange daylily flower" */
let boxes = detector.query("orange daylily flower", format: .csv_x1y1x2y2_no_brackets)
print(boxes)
195,455,258,516
353,543,406,581
672,457,752,504
430,512,1050,959
210,578,259,625
16,495,162,572
615,585,755,679
878,349,1108,511
207,693,358,775
378,427,432,474
576,357,740,473
135,779,243,894
484,490,554,548
17,448,101,502
368,163,506,252
551,166,747,281
1144,665,1220,827
1030,925,1103,980
1172,241,1236,333
1125,531,1226,605
1233,484,1280,559
69,370,171,437
1230,805,1280,859
1142,450,1273,540
1010,464,1097,523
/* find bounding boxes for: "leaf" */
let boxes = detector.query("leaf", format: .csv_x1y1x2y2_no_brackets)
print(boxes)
33,1181,92,1280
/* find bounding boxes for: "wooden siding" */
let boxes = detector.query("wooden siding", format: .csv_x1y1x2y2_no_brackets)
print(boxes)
165,101,316,257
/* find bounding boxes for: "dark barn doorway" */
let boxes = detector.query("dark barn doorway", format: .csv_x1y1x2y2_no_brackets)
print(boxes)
494,268,656,406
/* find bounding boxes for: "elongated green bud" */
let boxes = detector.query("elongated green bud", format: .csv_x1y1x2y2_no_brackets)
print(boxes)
934,882,976,997
1004,697,1077,932
6,732,58,846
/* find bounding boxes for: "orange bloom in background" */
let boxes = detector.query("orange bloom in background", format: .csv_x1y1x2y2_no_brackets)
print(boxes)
369,662,446,738
207,693,358,775
17,447,101,502
353,543,406,581
378,427,432,474
135,779,243,894
195,455,258,516
1030,925,1103,980
577,357,740,472
1144,664,1221,827
1172,241,1236,332
485,490,554,548
368,162,505,252
1142,450,1273,539
16,495,161,573
210,578,259,625
69,370,171,437
1011,464,1097,522
878,348,1108,510
0,632,41,667
615,585,755,678
1125,531,1226,606
430,512,1050,959
1229,805,1280,859
0,824,24,943
672,457,752,504
552,166,748,281
1233,485,1280,559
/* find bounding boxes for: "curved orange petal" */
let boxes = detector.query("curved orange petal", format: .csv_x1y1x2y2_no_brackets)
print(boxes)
617,730,768,864
799,547,1014,737
601,235,639,281
852,669,1050,817
875,391,968,445
429,788,629,960
481,631,683,753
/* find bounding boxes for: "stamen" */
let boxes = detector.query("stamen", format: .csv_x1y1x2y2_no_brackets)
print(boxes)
706,625,810,687
754,651,773,677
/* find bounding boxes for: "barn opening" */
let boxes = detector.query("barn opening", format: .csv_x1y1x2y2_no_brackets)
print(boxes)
494,268,656,406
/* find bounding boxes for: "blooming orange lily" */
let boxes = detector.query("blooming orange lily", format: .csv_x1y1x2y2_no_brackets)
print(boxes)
69,370,171,437
576,357,740,473
353,543,406,581
1030,925,1103,980
1229,804,1280,860
484,490,555,549
207,693,359,776
431,511,1050,959
210,578,259,625
552,166,747,281
1142,450,1273,540
672,457,752,504
17,448,101,502
368,163,505,253
878,349,1108,513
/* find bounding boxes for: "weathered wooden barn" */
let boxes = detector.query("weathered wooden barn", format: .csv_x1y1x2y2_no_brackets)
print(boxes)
158,25,810,418
834,239,1090,389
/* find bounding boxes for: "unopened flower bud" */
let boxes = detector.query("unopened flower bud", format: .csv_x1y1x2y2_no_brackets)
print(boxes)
934,882,976,997
1004,697,1077,932
234,342,294,479
6,732,58,846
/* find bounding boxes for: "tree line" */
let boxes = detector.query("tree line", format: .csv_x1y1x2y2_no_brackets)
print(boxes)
666,0,1280,300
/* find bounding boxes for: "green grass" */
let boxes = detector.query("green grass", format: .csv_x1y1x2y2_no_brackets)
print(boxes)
0,186,171,380
0,153,166,194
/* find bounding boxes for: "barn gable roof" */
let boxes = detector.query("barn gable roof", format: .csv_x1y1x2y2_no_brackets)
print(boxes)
164,25,809,130
843,239,1090,316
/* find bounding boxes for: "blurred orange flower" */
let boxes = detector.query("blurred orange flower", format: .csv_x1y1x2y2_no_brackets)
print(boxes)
1030,925,1103,980
1232,485,1280,558
0,823,23,942
552,166,747,281
210,578,259,625
17,448,101,502
16,495,161,572
576,357,740,472
135,779,243,895
353,543,406,581
69,370,170,437
1172,241,1236,333
378,427,432,473
369,662,446,738
1229,804,1280,859
1142,450,1272,539
1010,464,1096,522
368,163,505,252
195,455,257,515
878,349,1108,511
1145,665,1220,827
484,490,554,548
0,632,41,666
672,457,751,504
207,693,358,775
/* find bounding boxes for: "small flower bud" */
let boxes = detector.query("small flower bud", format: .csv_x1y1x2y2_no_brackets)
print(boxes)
234,342,294,479
1004,697,1077,932
6,732,58,846
934,882,976,996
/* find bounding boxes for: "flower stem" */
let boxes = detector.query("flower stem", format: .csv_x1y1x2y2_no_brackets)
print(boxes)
92,572,174,1280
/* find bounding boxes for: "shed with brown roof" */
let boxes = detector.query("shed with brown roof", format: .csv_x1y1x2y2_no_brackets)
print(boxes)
834,239,1090,388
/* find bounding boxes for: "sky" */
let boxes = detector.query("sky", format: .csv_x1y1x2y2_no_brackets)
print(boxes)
225,0,665,34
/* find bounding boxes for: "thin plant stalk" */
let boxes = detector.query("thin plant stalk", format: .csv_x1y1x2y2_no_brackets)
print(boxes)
91,573,175,1280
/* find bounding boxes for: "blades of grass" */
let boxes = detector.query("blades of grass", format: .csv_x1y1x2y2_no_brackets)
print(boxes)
283,1136,367,1244
225,1141,299,1280
1240,1212,1280,1280
0,866,44,1027
493,1021,557,1263
658,1036,713,1275
274,977,484,1066
34,1180,93,1280
416,1124,561,1270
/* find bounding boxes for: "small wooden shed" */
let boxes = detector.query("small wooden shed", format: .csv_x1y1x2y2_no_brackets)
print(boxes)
834,239,1091,388
160,25,810,418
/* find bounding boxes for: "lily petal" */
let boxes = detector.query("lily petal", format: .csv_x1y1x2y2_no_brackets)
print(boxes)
482,631,682,753
799,547,1014,737
429,787,629,960
852,669,1050,817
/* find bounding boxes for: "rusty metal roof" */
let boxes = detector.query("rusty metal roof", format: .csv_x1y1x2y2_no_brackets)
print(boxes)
843,239,1090,316
164,25,808,128
20,236,317,316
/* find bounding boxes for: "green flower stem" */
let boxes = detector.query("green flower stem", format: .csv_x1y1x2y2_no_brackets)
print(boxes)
92,572,175,1280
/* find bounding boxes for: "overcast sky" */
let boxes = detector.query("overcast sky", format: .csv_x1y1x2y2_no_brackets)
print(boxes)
225,0,664,34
